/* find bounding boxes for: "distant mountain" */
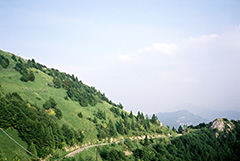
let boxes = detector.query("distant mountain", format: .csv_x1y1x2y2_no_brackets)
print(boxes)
170,104,240,122
155,110,208,128
191,109,240,121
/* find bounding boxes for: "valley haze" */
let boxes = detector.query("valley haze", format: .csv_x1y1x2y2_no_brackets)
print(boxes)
1,0,240,116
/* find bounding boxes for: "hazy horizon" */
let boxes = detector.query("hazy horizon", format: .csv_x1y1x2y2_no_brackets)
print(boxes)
1,0,240,114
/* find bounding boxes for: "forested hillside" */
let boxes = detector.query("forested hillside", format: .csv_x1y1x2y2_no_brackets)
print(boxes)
74,119,240,161
0,49,171,160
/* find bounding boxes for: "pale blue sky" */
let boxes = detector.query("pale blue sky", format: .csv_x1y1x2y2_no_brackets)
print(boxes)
1,0,240,114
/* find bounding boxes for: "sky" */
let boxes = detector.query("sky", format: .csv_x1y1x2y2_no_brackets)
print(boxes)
1,0,240,114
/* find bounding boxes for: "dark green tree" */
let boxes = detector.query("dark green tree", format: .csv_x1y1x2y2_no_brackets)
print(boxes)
129,111,133,119
151,114,158,124
20,73,29,82
11,54,17,61
144,135,149,146
131,119,135,130
137,111,141,122
117,103,124,109
172,126,177,133
178,125,183,134
28,71,35,81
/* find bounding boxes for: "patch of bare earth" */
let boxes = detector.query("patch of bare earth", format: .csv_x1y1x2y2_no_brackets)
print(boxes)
124,150,133,156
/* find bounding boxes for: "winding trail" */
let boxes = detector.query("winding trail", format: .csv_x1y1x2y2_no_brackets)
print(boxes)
66,134,173,157
66,141,124,157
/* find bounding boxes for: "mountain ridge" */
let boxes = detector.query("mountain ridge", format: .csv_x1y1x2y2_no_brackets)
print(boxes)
155,109,208,128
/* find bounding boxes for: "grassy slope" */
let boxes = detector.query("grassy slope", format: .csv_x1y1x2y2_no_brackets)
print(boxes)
0,50,117,143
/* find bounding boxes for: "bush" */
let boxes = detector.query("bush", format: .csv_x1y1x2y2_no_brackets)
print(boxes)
28,71,35,81
77,112,83,118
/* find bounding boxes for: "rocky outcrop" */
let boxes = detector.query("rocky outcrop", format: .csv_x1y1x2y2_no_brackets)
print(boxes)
210,118,234,138
210,118,225,132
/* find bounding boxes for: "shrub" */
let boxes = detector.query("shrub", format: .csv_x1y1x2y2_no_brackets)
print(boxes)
77,112,83,118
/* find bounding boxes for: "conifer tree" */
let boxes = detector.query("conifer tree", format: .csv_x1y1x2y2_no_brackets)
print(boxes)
172,126,177,133
131,119,135,130
178,125,183,134
151,114,158,124
144,135,149,146
129,111,133,119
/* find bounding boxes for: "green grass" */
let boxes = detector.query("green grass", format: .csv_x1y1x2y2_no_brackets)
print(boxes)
0,50,126,144
0,128,34,160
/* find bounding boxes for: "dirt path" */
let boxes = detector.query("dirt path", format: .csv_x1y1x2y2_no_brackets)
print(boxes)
66,134,169,157
66,141,124,157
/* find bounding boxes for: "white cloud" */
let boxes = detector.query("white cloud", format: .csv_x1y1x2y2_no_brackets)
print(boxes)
119,43,179,62
189,34,219,43
118,27,240,64
138,43,179,55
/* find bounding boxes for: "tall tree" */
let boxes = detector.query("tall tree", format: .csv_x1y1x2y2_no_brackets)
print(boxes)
178,125,183,134
151,114,158,124
144,135,149,146
131,119,135,130
129,111,134,119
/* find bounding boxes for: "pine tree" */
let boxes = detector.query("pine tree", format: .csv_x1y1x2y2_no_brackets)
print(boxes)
151,114,158,124
11,54,17,62
178,125,183,134
172,126,177,133
117,103,124,109
137,111,141,122
129,111,133,119
131,119,135,130
144,135,149,146
140,112,145,120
